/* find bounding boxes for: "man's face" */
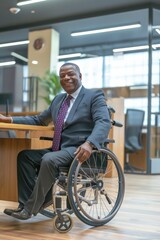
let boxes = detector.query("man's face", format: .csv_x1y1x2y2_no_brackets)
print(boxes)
59,65,82,94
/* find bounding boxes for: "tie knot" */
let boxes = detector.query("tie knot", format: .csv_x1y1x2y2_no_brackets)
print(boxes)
67,95,72,100
66,95,72,105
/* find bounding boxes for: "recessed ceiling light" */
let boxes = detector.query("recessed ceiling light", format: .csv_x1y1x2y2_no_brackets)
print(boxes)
32,60,38,64
9,7,21,14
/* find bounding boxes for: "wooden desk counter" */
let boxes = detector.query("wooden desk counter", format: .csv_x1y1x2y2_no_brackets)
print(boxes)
0,123,54,201
0,122,53,131
0,123,54,138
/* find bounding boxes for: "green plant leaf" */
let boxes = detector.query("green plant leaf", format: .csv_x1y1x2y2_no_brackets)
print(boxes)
38,71,62,105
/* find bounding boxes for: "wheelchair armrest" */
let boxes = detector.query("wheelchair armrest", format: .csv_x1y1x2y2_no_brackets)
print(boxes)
111,120,123,127
105,139,115,144
40,136,53,141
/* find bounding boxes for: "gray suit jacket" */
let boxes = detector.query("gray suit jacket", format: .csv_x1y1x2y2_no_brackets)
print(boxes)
13,86,111,150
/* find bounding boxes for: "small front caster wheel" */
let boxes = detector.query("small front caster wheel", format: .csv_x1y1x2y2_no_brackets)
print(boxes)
53,213,73,233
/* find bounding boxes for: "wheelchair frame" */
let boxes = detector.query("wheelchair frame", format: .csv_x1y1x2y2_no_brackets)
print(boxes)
50,147,124,233
41,107,125,233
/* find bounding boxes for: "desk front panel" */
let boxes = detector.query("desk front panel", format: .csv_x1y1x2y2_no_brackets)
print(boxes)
0,138,52,201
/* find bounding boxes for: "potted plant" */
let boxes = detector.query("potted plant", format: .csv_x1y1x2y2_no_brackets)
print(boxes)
39,70,62,105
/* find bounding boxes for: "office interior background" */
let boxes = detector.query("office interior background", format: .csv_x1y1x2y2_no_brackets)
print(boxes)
0,0,160,175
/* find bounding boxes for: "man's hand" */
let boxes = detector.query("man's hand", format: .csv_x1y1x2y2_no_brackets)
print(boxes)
74,141,93,163
0,114,12,123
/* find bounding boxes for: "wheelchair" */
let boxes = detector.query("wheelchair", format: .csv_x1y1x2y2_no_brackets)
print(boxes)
41,107,125,233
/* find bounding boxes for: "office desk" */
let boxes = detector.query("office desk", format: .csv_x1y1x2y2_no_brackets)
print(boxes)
0,123,54,201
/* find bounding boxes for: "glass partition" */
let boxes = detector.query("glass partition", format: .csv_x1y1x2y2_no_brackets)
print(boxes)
58,7,160,175
150,7,160,173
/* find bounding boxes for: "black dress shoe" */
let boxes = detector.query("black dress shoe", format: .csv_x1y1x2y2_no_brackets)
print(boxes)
4,207,23,216
11,209,32,220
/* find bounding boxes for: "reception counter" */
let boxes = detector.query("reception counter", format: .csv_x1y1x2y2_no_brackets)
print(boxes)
0,123,54,201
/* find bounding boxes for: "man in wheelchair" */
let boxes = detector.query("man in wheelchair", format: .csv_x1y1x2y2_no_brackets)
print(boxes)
0,62,111,220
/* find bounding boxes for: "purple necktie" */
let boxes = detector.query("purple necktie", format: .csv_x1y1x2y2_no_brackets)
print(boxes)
52,95,72,151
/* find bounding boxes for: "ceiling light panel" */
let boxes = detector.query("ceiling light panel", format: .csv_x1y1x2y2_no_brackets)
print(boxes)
17,0,47,6
11,52,28,63
58,53,82,59
113,45,149,53
0,40,29,48
0,61,16,67
71,23,141,37
155,28,160,35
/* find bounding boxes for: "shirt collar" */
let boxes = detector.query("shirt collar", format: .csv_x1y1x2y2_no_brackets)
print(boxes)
69,85,82,99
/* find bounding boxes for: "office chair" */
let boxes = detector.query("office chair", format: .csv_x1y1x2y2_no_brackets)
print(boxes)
124,109,145,172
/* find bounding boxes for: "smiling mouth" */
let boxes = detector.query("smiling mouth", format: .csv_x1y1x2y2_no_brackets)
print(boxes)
65,82,74,86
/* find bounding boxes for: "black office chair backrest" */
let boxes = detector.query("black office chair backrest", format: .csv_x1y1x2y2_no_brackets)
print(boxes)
125,109,145,152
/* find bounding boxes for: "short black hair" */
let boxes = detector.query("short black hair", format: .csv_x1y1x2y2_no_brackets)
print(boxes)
60,62,81,74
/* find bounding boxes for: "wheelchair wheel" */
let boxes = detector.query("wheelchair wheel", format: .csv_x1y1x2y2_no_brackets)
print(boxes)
53,213,73,233
67,148,125,227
